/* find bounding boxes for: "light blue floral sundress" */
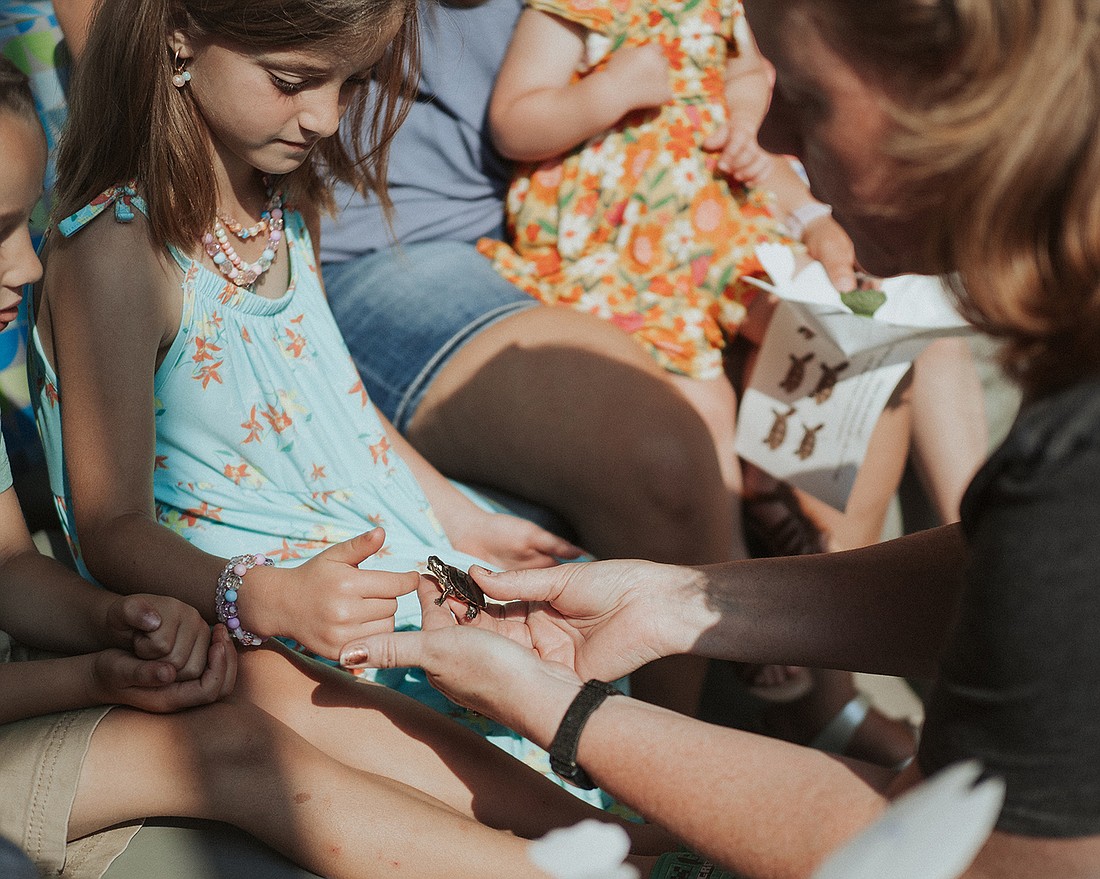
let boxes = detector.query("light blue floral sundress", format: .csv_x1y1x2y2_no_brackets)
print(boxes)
30,186,610,807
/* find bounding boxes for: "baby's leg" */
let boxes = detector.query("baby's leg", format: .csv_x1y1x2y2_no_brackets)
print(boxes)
70,701,567,879
789,369,914,552
233,645,674,854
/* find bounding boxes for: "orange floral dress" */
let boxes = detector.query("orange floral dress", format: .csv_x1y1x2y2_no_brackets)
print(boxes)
477,0,789,379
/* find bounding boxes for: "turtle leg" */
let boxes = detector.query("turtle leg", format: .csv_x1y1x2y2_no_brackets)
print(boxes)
464,604,480,621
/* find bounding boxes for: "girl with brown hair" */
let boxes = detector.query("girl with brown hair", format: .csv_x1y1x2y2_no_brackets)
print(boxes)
18,1,677,875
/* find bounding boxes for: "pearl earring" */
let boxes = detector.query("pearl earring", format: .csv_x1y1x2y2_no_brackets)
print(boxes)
172,49,192,88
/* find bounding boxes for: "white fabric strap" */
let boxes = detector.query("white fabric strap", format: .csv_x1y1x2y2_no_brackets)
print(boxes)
786,200,833,240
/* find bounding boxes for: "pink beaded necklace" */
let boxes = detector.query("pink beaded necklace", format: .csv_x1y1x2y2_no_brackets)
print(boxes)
203,187,285,288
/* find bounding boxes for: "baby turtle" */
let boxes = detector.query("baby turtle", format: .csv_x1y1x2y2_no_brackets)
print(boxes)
426,555,487,621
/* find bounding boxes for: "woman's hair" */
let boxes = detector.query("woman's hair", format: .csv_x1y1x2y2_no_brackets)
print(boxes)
0,56,37,123
54,0,419,251
805,0,1100,396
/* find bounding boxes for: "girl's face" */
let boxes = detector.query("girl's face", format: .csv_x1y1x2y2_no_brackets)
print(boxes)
0,112,45,332
174,31,391,184
744,1,935,277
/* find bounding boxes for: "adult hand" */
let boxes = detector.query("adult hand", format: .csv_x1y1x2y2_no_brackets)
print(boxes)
88,623,237,713
103,592,214,682
342,579,583,742
605,43,674,115
254,528,420,660
449,510,585,571
414,558,686,683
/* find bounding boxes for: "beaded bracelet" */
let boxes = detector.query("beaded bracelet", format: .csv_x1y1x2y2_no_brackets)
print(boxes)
215,553,274,646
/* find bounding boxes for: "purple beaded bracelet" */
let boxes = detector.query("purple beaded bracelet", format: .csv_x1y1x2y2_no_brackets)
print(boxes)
215,553,274,646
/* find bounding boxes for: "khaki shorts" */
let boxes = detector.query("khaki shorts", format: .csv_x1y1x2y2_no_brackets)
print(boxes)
0,635,140,877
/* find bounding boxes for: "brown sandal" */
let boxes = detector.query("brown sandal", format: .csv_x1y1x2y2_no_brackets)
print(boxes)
742,481,828,558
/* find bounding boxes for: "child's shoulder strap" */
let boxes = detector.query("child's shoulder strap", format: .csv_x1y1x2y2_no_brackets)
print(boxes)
56,182,149,238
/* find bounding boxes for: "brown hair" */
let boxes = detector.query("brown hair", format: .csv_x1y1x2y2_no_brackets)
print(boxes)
805,0,1100,396
53,0,419,251
0,56,37,123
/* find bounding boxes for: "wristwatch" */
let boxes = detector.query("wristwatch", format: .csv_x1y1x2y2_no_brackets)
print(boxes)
548,679,622,789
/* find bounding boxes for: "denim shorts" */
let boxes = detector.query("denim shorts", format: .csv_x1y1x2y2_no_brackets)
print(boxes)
321,241,538,433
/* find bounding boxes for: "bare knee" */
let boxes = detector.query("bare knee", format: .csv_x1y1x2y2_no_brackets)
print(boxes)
575,417,737,563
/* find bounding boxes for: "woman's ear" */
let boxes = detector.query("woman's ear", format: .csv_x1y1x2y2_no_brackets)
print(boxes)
168,29,194,61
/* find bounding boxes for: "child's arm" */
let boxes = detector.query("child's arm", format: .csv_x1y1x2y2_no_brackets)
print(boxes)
0,625,235,726
704,18,776,184
43,217,417,662
0,486,211,668
0,485,123,653
0,484,235,724
488,8,673,162
762,158,859,292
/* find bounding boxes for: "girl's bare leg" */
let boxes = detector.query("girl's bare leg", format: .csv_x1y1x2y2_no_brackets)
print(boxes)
70,702,563,879
794,369,914,552
233,645,675,854
408,307,737,567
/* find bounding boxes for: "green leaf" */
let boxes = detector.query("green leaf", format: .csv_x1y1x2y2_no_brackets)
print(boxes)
840,287,887,317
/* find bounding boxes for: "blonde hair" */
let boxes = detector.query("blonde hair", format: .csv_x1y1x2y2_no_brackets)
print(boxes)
54,0,419,251
808,0,1100,396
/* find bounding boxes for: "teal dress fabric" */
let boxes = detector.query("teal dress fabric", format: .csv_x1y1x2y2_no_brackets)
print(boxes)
30,187,610,807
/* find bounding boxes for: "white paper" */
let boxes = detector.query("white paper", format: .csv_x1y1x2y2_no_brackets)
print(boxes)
735,245,972,510
527,820,639,879
812,761,1005,879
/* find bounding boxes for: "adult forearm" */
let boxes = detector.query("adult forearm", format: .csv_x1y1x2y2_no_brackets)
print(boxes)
582,697,889,878
510,670,888,879
674,525,968,677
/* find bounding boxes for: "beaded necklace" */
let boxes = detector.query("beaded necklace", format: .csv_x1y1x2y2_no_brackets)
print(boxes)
203,187,285,288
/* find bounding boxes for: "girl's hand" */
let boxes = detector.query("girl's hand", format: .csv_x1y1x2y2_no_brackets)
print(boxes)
703,123,775,185
88,624,237,713
801,214,860,293
103,593,215,682
447,509,584,571
255,528,420,660
604,43,674,115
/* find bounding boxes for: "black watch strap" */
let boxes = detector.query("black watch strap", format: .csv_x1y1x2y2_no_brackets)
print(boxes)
548,679,621,789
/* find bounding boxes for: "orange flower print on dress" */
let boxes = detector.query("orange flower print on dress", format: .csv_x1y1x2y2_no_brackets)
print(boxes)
477,0,792,380
241,405,265,444
370,436,391,465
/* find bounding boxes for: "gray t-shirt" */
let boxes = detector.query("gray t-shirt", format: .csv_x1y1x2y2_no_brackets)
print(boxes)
919,374,1100,838
320,0,523,262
